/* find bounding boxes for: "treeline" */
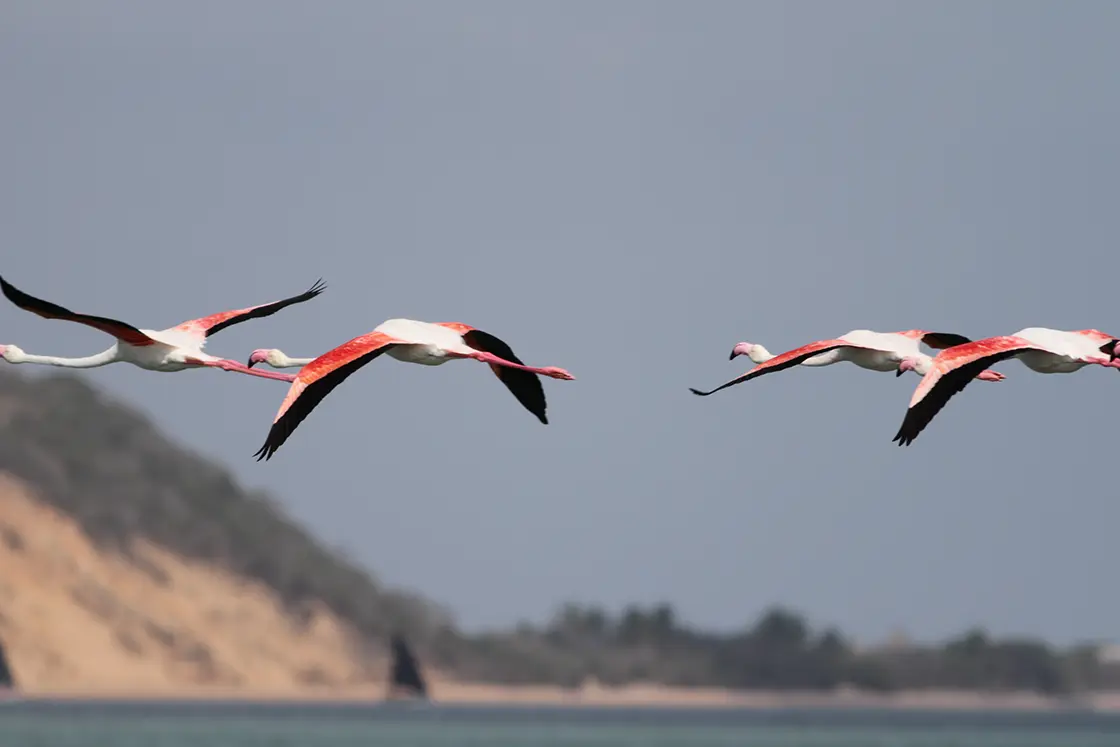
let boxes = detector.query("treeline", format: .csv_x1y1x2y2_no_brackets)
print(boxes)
450,602,1120,694
0,369,1115,694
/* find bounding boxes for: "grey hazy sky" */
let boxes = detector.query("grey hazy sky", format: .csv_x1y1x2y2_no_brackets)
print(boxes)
2,1,1119,646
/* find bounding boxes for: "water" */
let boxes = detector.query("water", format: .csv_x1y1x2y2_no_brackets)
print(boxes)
2,701,1120,747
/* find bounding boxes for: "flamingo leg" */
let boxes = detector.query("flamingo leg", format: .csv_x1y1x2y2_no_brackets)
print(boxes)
468,351,575,380
1081,356,1120,369
198,358,298,382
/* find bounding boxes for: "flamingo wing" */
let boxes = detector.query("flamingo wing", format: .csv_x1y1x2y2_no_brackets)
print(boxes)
254,331,398,461
1088,332,1120,358
689,338,858,397
175,278,326,338
892,336,1040,446
461,328,548,424
920,332,974,349
0,275,156,346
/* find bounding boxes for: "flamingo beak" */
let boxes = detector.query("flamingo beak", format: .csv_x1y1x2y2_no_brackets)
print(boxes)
246,350,266,368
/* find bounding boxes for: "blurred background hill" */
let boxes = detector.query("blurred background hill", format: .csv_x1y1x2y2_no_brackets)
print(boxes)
0,367,1118,698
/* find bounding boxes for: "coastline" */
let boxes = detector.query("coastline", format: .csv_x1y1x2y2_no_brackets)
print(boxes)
1,478,1115,717
7,682,1120,712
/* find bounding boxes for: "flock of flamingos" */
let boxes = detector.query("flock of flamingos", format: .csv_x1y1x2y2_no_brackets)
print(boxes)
0,274,1117,457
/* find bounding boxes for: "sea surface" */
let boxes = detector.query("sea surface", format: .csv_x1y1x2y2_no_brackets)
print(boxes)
2,700,1120,747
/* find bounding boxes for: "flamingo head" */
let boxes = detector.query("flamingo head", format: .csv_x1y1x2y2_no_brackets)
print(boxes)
0,345,24,363
246,348,278,368
896,356,929,377
729,342,758,361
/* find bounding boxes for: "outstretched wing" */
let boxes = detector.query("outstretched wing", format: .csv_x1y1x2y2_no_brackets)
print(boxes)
254,331,398,461
461,328,548,424
893,336,1038,446
920,332,974,349
689,338,856,397
0,274,156,346
175,278,326,339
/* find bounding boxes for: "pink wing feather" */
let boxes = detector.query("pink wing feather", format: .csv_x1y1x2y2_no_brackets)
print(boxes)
893,335,1040,446
254,331,400,460
689,338,865,397
174,279,326,339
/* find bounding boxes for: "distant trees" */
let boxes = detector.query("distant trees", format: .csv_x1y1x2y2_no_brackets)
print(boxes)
0,368,1116,695
504,599,1106,694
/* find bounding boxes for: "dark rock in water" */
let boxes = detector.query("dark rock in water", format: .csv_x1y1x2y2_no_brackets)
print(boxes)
0,635,15,689
387,633,428,699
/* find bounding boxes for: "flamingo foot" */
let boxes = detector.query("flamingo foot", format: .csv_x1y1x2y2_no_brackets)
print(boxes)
977,370,1006,381
539,366,575,381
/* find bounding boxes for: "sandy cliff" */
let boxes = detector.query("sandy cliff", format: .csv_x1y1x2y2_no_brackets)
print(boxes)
0,474,384,695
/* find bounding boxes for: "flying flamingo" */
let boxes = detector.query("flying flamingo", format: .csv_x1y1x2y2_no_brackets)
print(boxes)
689,329,1006,397
253,318,575,461
892,327,1120,446
0,274,326,383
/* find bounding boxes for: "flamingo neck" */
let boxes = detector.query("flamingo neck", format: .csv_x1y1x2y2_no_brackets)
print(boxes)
5,347,118,368
908,354,934,375
747,345,775,364
796,348,841,367
274,352,314,368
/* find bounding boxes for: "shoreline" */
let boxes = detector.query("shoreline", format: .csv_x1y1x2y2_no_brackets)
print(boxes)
6,684,1120,712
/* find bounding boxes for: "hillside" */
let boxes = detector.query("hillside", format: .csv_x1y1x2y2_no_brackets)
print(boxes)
0,474,368,691
0,369,459,693
0,368,1117,701
0,368,622,694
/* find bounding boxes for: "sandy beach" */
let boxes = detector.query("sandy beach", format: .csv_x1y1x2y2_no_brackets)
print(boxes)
9,680,1120,712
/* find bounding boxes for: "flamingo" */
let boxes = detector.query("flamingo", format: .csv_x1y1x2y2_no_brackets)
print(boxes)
253,318,575,461
892,327,1120,446
689,329,1006,397
0,274,326,383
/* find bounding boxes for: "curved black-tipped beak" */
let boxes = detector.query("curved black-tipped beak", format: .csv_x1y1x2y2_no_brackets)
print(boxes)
246,358,258,369
895,368,904,377
728,351,738,361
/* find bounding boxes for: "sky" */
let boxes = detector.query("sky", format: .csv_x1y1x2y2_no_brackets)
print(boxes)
1,1,1119,646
